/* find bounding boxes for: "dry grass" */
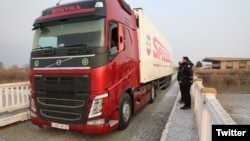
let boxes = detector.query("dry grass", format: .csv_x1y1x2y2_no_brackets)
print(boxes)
194,69,250,94
0,65,29,84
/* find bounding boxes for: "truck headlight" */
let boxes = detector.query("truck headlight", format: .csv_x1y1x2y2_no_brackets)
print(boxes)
30,97,36,112
87,118,105,125
89,93,108,118
95,2,104,8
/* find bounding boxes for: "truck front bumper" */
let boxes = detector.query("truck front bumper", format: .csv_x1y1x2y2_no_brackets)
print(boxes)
30,117,119,135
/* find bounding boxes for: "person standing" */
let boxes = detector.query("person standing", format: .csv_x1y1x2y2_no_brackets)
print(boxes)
177,61,184,103
179,56,193,110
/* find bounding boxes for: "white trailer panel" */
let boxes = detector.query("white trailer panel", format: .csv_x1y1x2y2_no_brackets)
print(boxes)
134,9,173,83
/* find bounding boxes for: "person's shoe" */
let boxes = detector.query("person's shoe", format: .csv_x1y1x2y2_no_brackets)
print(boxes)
180,106,191,110
178,99,184,103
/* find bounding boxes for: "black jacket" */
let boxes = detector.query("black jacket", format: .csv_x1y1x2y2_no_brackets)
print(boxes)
179,61,193,85
177,64,182,81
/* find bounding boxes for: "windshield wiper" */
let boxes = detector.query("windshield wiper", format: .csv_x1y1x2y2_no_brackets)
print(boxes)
33,46,55,55
64,43,90,53
33,45,53,50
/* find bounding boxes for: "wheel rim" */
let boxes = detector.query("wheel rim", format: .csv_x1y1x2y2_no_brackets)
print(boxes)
122,100,131,122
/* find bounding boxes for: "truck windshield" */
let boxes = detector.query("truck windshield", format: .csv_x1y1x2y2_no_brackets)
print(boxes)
32,18,105,50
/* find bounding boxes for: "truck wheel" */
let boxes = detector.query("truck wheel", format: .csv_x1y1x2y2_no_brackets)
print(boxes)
119,93,132,130
162,76,171,90
149,84,156,103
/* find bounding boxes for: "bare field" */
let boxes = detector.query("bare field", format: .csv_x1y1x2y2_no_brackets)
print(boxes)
194,69,250,94
0,65,29,84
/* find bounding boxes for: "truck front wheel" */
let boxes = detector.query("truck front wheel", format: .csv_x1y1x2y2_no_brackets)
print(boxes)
119,93,132,130
149,83,156,103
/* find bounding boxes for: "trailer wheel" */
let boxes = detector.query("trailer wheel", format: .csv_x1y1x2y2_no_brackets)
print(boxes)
149,84,156,103
162,76,171,90
119,93,132,130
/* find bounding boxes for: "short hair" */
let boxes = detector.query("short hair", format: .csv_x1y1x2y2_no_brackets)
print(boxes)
183,56,189,61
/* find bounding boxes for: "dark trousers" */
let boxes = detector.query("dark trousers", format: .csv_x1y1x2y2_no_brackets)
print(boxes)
179,84,184,101
180,84,191,107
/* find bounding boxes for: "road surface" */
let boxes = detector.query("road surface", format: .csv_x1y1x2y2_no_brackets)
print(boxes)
0,79,179,141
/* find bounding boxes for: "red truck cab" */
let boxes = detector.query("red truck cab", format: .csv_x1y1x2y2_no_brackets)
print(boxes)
29,0,172,134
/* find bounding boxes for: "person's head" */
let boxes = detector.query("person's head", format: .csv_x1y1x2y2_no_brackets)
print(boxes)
182,56,189,63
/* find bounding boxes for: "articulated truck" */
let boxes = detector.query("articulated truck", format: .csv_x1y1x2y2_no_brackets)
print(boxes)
29,0,173,134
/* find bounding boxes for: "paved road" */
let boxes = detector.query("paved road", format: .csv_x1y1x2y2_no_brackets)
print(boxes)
0,79,179,141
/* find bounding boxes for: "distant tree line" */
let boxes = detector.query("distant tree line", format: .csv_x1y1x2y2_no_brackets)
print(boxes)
194,69,250,93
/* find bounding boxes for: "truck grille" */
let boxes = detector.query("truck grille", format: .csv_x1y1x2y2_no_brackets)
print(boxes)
34,75,90,124
37,98,85,108
40,110,82,122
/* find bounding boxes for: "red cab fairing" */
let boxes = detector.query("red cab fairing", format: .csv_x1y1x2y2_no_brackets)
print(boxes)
30,0,141,134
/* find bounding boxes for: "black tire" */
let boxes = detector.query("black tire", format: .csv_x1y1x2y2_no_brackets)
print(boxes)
119,93,132,130
38,126,44,129
149,84,156,103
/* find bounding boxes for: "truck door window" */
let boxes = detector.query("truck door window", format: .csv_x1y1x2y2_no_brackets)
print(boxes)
109,23,118,55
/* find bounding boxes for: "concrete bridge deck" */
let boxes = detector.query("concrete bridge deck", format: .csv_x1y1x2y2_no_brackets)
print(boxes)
160,91,250,141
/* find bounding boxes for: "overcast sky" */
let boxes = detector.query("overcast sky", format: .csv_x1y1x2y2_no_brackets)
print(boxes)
0,0,250,67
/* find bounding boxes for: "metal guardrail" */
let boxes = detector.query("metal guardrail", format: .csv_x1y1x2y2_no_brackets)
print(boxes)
0,81,30,127
191,79,236,141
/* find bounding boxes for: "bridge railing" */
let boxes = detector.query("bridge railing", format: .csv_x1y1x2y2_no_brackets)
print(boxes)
0,81,30,127
191,78,236,141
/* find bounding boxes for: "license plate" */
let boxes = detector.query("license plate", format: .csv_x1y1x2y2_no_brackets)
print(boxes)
51,122,69,130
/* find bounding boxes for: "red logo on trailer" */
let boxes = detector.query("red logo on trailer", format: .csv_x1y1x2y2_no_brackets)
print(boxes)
153,37,171,62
